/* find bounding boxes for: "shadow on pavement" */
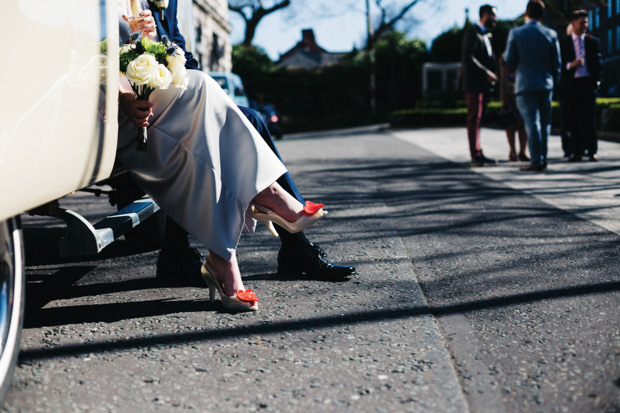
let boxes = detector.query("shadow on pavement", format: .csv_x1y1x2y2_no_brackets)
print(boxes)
19,279,620,362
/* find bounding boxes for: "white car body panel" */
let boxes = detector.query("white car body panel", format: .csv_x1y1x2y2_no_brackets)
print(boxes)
0,0,119,222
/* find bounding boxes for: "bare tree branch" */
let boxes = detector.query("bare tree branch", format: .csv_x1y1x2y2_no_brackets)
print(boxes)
373,0,421,41
229,0,292,46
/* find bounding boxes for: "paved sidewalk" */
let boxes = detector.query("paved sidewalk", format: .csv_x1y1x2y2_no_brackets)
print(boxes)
392,128,620,235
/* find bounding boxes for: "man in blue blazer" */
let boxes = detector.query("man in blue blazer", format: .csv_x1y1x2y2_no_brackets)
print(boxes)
560,10,603,162
142,0,355,281
504,0,561,172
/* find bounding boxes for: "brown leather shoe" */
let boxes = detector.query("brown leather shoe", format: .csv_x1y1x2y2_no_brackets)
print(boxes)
589,154,599,162
519,163,545,172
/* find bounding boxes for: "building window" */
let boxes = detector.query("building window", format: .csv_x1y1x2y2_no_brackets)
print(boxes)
617,0,620,15
617,26,620,51
609,29,613,53
610,1,613,18
588,10,593,30
595,8,600,29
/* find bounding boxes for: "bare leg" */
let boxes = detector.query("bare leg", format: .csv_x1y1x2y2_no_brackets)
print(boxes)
252,182,305,222
206,249,244,296
506,126,517,160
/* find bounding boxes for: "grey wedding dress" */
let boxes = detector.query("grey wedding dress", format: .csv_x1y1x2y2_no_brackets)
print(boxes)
116,70,287,260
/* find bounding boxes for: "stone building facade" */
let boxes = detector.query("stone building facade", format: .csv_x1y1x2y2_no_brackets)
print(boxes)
179,0,232,72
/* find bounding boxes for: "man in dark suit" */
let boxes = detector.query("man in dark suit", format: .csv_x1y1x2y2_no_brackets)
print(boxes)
460,4,499,167
504,0,561,172
560,10,603,162
139,0,355,281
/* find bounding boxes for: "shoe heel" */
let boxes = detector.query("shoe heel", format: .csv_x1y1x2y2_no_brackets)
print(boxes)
207,282,216,302
251,206,280,237
201,265,218,302
265,220,279,237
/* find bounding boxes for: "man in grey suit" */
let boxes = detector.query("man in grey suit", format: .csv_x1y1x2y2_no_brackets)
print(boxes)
504,0,561,172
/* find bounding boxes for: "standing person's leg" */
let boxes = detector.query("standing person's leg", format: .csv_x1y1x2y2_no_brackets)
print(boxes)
517,92,544,171
466,91,484,164
514,110,529,161
567,85,585,161
506,125,518,161
539,90,553,167
559,93,572,158
582,85,598,160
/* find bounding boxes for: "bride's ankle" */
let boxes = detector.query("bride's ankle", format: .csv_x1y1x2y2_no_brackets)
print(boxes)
206,253,244,295
253,185,304,223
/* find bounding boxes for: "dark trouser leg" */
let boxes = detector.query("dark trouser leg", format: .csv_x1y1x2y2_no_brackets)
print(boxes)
163,217,189,250
237,106,312,249
559,95,571,156
581,84,598,155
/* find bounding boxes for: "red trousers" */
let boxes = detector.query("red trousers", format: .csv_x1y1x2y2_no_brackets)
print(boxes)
466,92,486,159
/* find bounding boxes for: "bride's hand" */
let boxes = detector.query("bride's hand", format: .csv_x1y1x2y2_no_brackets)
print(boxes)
121,10,157,40
119,93,153,127
138,10,157,39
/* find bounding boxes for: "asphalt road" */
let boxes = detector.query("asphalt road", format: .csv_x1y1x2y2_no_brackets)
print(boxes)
3,127,619,412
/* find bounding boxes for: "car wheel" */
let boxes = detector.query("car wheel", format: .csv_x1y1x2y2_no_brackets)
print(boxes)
0,217,25,403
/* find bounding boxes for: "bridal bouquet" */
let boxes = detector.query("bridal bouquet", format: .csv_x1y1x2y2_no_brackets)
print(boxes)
119,35,188,151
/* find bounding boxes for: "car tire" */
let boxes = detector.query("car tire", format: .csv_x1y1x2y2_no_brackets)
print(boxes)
0,217,25,403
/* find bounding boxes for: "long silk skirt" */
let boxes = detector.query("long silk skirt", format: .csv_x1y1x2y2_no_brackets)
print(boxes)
116,70,287,260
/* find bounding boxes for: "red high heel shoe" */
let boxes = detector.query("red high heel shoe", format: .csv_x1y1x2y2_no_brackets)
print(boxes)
250,201,327,238
200,263,258,312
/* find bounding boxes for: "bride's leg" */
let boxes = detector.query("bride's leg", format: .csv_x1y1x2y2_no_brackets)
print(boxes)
206,249,244,296
252,182,305,223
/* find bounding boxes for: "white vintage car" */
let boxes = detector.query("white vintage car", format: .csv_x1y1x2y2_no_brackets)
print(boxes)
0,0,161,401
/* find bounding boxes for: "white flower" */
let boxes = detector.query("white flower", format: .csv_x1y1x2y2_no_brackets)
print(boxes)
166,48,186,71
155,0,169,8
170,65,188,89
119,44,132,56
126,53,158,86
149,64,172,89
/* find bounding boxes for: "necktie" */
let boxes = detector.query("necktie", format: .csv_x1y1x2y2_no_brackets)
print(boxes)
575,36,589,78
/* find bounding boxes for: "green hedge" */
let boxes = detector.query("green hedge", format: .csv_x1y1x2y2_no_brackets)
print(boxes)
390,98,620,131
390,108,467,127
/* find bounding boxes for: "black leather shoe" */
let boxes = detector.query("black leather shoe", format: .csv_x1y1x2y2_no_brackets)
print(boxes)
277,242,355,280
519,163,545,172
470,155,498,167
156,247,205,286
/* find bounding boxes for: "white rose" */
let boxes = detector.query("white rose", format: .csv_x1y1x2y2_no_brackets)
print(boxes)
149,64,172,89
166,48,186,71
125,53,158,86
170,65,188,89
155,0,169,8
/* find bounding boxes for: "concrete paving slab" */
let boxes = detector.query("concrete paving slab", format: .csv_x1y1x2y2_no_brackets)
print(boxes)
391,128,620,235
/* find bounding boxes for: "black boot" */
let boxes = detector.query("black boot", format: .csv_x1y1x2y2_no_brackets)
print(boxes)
156,218,204,286
277,240,355,280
